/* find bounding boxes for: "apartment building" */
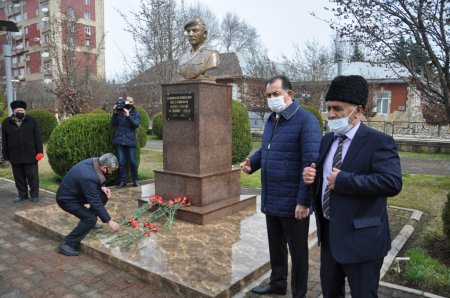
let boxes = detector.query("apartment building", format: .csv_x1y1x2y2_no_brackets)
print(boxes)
0,0,104,84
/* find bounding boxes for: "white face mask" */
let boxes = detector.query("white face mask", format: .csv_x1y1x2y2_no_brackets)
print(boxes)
328,106,357,135
267,95,286,113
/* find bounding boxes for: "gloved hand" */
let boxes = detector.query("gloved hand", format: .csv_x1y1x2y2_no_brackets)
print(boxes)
36,153,44,161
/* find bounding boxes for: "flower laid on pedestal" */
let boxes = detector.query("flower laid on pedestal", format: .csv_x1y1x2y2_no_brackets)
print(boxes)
89,195,191,249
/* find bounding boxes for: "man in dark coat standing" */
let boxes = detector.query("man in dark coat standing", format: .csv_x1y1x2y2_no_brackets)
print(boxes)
111,96,140,188
240,75,322,297
56,153,121,256
303,75,402,297
2,100,43,202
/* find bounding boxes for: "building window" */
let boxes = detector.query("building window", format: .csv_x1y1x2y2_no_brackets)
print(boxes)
68,37,75,47
24,26,28,35
85,0,90,5
43,33,50,43
85,26,91,36
84,11,90,20
67,7,75,16
376,91,390,114
69,23,75,33
85,39,91,47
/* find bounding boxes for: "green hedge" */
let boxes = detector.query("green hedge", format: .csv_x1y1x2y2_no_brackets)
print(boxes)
301,104,324,132
26,109,58,142
232,100,252,164
443,192,450,242
47,113,141,179
135,106,150,133
89,108,107,114
152,112,163,139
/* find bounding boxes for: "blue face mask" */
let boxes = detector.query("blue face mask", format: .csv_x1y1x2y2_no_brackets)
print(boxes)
267,95,286,113
328,106,357,135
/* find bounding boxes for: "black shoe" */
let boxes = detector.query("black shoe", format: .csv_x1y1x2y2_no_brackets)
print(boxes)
133,180,139,187
116,182,126,189
251,284,286,295
93,223,102,229
57,242,80,256
13,197,28,203
30,197,39,202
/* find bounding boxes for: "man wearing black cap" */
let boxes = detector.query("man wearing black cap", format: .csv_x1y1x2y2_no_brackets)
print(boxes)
303,75,402,297
2,100,43,202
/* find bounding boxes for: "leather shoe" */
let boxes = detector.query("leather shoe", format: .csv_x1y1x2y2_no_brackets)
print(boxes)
133,180,139,187
13,197,28,203
251,284,286,295
92,223,102,229
57,242,79,256
116,182,126,189
30,197,39,202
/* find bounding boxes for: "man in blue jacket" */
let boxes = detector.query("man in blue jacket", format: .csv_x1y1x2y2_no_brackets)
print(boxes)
303,75,402,297
241,75,322,297
56,153,121,256
111,96,141,188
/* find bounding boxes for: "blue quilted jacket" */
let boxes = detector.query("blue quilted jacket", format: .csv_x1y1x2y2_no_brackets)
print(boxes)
249,99,322,217
111,108,140,146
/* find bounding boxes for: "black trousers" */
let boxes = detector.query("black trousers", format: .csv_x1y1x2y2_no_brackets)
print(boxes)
266,214,310,298
57,196,107,248
11,163,39,199
320,219,383,298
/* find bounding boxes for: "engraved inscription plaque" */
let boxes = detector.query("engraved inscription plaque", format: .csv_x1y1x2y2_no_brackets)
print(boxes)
166,93,194,120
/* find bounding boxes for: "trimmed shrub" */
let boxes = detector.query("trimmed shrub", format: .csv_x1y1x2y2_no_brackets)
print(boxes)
152,112,163,139
135,106,150,148
136,125,147,150
302,104,324,133
89,108,107,114
232,100,252,164
135,106,150,133
26,108,58,142
443,192,450,242
47,113,141,179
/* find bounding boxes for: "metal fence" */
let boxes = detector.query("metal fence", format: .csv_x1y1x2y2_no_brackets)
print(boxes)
249,116,450,139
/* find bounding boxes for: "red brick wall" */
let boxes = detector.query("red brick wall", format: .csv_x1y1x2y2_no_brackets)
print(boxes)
377,83,408,113
23,0,39,18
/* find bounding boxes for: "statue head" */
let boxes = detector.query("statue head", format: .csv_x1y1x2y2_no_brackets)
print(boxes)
184,18,207,50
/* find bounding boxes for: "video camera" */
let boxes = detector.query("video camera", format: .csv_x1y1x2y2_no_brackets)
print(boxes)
113,97,132,112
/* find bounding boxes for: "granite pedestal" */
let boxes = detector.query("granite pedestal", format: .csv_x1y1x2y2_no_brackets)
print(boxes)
154,82,256,224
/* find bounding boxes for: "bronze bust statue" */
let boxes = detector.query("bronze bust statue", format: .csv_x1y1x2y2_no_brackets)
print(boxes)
178,19,219,82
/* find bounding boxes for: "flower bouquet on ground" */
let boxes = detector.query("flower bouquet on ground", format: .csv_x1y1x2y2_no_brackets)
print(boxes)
89,194,191,248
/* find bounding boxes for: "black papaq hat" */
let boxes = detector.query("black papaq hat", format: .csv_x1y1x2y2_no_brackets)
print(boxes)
325,75,368,108
10,100,27,110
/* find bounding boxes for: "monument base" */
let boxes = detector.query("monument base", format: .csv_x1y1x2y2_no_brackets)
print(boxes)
153,168,256,224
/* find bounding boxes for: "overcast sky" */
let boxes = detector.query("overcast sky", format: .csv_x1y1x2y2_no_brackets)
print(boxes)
104,0,336,80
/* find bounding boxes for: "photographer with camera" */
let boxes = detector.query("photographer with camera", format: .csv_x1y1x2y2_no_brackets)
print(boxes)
111,96,141,188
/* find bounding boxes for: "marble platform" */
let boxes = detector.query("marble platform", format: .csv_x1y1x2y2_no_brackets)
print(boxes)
14,183,316,297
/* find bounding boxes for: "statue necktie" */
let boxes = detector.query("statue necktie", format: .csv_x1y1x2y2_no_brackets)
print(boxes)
323,135,347,218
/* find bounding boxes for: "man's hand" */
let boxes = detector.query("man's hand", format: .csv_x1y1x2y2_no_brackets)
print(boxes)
123,108,130,117
101,186,112,199
295,204,310,220
303,163,316,185
108,220,120,232
240,158,251,173
326,167,341,190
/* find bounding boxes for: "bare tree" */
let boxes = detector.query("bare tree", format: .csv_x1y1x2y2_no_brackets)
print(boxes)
281,39,335,82
326,0,450,124
219,12,259,56
240,46,278,123
45,4,104,115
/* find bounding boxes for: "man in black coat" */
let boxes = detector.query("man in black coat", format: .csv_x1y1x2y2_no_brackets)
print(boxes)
2,100,43,202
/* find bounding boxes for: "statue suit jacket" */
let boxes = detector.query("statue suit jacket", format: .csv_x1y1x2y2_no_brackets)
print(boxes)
313,123,402,264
